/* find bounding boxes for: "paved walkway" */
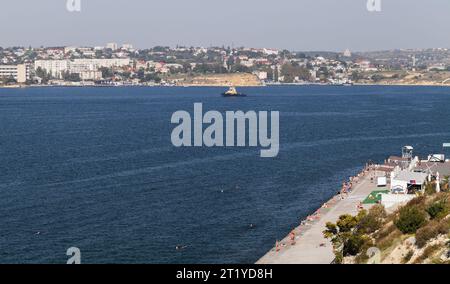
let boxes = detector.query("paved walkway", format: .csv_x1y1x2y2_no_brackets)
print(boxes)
257,170,380,264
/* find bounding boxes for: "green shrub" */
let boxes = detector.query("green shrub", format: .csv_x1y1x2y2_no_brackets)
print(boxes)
416,221,441,248
426,201,448,220
437,218,450,234
406,196,427,208
377,235,395,251
413,218,450,249
353,237,375,263
325,211,382,260
425,183,436,196
343,234,365,256
374,223,397,241
358,205,386,234
394,206,427,234
333,251,343,264
336,214,358,233
323,222,338,239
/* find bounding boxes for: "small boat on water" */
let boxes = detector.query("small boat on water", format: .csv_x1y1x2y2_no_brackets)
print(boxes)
222,87,247,97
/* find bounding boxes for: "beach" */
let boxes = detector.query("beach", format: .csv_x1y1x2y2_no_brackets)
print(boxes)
257,167,382,264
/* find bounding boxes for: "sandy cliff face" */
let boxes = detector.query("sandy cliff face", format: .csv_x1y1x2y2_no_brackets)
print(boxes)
356,71,450,86
381,235,449,264
175,73,262,87
340,192,450,264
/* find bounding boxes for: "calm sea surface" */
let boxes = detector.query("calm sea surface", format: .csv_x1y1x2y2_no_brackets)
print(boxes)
1,86,450,263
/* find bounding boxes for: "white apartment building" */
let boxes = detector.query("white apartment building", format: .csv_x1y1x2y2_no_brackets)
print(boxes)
72,58,131,71
64,47,96,57
64,46,78,54
343,49,352,57
34,60,70,78
164,63,184,70
262,48,279,56
121,44,133,50
255,71,268,80
106,42,118,50
0,64,31,83
35,58,131,79
79,71,103,81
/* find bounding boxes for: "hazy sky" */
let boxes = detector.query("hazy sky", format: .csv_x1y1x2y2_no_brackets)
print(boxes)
1,0,450,51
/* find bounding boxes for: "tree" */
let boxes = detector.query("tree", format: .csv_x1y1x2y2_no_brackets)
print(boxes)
357,205,386,234
230,64,249,73
280,63,311,83
324,210,380,260
0,75,17,85
136,68,145,80
371,74,385,82
62,71,81,82
351,71,363,81
194,63,227,74
34,67,51,84
426,200,448,220
344,234,366,256
336,214,359,232
99,67,114,79
142,73,161,83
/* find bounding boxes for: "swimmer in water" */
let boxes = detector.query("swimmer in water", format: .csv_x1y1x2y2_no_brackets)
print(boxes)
176,245,187,251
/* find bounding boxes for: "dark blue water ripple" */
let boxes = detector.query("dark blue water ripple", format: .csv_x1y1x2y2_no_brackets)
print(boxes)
1,85,450,263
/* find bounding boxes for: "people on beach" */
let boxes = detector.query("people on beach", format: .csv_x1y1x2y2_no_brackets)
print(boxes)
357,202,364,211
290,231,296,245
267,161,383,260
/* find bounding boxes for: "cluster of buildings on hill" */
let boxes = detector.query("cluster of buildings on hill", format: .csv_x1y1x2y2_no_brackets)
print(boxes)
1,44,450,86
34,58,131,81
372,146,450,209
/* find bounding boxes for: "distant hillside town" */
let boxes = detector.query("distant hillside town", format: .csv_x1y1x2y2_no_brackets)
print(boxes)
1,43,450,87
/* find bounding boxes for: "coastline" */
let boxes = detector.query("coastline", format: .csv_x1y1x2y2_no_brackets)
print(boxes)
2,83,450,89
257,166,382,264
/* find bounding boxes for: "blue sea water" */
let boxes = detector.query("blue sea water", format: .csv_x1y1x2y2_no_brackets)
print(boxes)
1,85,450,264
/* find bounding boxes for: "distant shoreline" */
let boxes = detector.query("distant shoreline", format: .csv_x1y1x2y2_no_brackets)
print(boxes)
2,83,450,89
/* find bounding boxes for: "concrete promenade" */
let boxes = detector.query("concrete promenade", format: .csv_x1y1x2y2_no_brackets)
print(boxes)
257,169,380,264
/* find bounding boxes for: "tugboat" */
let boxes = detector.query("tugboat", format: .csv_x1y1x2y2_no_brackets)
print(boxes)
222,87,247,97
